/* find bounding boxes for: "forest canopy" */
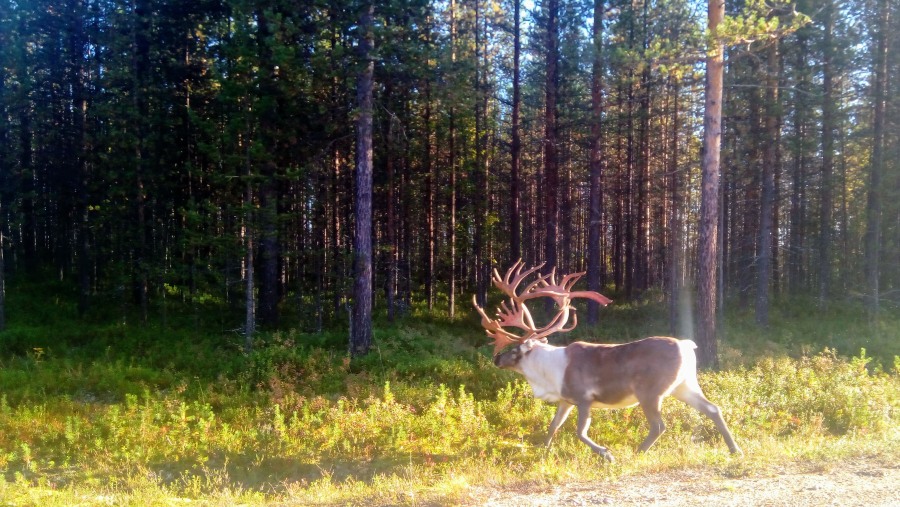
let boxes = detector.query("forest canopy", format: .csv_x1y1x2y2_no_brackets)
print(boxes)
0,0,898,349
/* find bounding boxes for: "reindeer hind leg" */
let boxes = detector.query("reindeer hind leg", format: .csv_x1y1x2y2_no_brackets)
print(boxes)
672,383,742,455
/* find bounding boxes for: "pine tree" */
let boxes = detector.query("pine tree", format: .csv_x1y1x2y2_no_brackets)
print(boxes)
351,0,375,357
697,0,725,369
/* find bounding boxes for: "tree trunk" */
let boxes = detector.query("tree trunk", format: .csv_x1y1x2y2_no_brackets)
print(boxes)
613,89,625,291
667,76,681,336
587,0,605,325
0,200,5,331
756,40,780,327
70,0,90,317
243,122,256,350
256,10,281,328
543,0,560,276
132,0,150,323
448,0,457,319
0,59,5,330
473,0,487,306
865,0,889,315
244,174,256,352
789,33,809,293
351,0,375,357
329,11,344,318
385,104,397,322
424,79,435,311
636,0,651,292
624,74,635,298
697,0,724,369
819,1,835,305
510,0,522,264
772,48,784,296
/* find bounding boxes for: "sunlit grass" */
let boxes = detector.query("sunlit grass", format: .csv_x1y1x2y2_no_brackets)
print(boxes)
0,292,898,505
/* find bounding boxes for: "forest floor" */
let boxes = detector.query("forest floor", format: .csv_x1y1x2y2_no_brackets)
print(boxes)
462,454,900,506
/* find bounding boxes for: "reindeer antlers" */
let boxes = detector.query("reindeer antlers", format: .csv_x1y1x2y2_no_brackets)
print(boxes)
472,260,613,355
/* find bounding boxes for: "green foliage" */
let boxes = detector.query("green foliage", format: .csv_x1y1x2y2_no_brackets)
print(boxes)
0,286,899,504
722,295,900,366
724,349,898,436
716,0,811,49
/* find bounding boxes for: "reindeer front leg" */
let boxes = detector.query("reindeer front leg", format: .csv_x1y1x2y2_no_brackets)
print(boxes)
575,403,615,462
545,402,574,448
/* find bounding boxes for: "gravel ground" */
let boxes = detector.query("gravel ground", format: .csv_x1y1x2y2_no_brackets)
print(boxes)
465,457,900,506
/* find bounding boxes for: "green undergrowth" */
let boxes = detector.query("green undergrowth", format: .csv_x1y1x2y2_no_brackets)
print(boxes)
0,286,899,505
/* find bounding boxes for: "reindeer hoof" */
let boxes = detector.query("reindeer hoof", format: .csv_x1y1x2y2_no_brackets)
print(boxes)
598,449,615,463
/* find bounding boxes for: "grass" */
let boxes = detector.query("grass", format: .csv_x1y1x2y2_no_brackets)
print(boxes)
0,282,899,505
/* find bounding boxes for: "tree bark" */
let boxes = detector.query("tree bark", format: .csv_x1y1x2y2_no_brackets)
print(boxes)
510,0,522,264
0,199,5,331
587,0,605,325
636,0,651,292
256,10,281,328
424,79,435,311
244,169,255,352
819,1,835,305
351,0,375,357
70,0,90,317
0,55,5,330
543,0,560,276
385,98,397,321
448,0,457,319
697,0,724,369
473,0,488,306
243,120,256,350
756,40,780,327
789,33,809,293
132,0,150,323
667,76,681,336
864,0,889,315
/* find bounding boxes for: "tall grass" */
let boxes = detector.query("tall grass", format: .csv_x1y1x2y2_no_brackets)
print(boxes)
0,285,898,505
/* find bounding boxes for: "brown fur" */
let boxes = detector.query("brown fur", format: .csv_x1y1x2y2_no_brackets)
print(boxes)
561,337,683,407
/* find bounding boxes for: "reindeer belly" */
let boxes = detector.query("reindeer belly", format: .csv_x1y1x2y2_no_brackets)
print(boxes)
590,394,639,409
573,385,640,409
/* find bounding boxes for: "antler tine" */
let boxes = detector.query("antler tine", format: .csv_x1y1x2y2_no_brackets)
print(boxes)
560,271,585,291
502,258,525,285
517,268,613,307
494,260,545,298
568,290,613,306
474,262,613,354
528,304,572,341
489,332,521,355
520,269,557,299
472,295,495,327
473,294,535,355
516,267,571,307
559,311,578,333
491,260,518,287
497,298,537,331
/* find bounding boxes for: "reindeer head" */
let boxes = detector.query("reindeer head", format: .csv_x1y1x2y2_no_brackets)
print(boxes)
472,260,612,358
492,338,546,371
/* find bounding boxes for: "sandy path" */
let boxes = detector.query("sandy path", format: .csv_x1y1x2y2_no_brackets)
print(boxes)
466,457,900,506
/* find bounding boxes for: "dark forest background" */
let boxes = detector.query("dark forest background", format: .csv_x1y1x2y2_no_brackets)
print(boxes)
0,0,898,355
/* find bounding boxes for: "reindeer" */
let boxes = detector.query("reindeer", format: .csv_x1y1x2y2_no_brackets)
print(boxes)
473,261,742,462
